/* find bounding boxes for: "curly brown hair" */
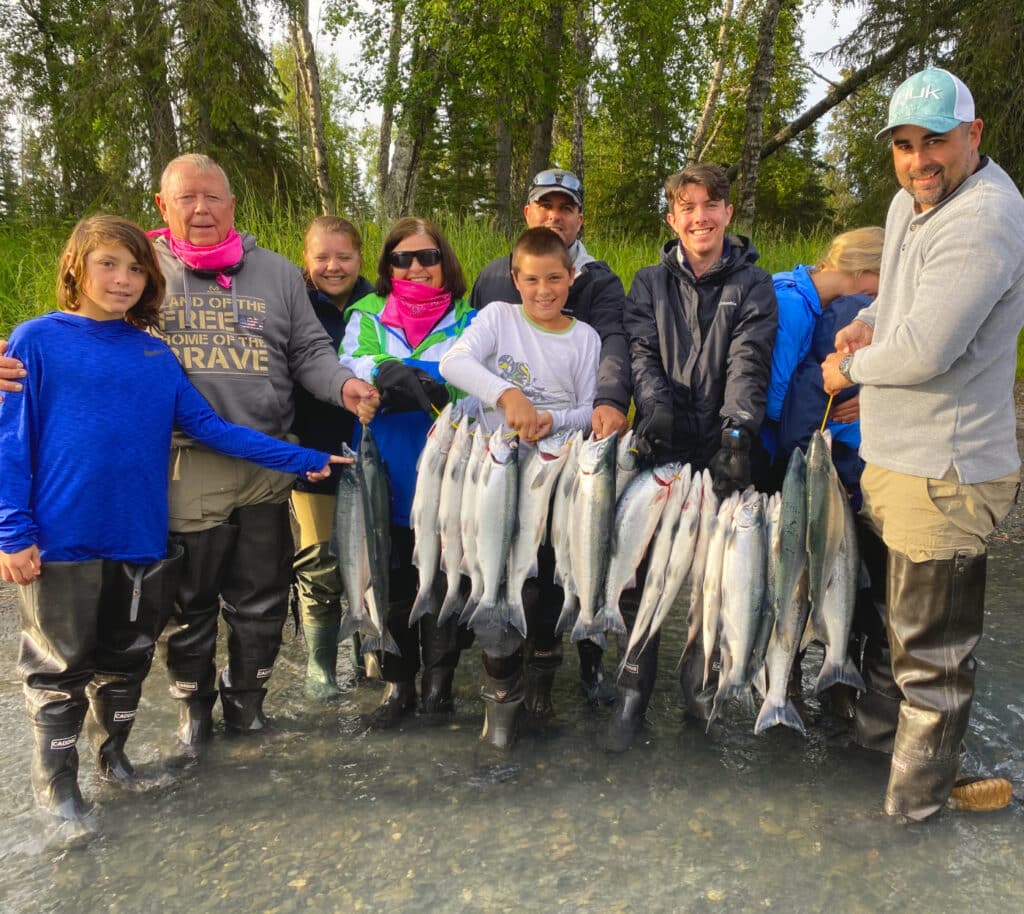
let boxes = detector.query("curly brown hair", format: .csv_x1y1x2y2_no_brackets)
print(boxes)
57,214,166,330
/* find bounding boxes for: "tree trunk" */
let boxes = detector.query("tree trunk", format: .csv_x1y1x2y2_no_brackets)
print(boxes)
570,0,593,181
495,114,513,230
687,0,735,163
290,0,334,214
526,3,567,180
725,34,918,182
735,0,784,224
128,0,178,190
377,0,405,216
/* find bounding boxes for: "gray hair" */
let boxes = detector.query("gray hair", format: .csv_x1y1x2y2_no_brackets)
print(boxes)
160,154,231,195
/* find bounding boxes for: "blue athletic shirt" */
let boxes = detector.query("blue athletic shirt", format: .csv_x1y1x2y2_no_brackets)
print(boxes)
0,312,329,563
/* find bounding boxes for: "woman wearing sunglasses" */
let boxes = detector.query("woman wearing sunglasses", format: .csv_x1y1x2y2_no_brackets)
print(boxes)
338,216,475,728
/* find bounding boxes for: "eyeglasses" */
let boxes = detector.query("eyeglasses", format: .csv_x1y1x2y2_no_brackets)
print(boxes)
530,170,583,194
388,248,442,269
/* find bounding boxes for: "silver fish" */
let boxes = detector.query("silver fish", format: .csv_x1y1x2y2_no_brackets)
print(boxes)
647,467,702,648
679,469,718,669
463,425,520,635
701,491,739,688
752,492,782,699
597,463,678,639
709,498,767,728
459,425,489,612
754,448,810,735
357,425,396,654
437,414,473,623
567,432,618,641
334,443,379,645
506,432,571,636
622,465,690,666
812,481,865,695
409,403,459,624
806,430,846,619
615,428,640,500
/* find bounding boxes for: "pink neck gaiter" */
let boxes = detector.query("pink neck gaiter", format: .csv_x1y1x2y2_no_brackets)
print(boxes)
380,279,453,348
148,227,244,289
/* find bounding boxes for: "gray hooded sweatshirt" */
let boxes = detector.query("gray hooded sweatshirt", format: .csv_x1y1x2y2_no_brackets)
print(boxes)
153,232,354,445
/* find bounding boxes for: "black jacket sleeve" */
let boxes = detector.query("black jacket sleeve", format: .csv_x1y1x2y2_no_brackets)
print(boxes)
623,267,673,422
573,264,631,413
469,256,517,311
720,270,777,434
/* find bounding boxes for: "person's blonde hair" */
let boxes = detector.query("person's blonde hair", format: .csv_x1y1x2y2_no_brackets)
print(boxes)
816,226,884,277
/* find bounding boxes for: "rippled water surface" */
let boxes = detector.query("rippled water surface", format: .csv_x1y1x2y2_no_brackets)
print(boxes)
0,543,1021,913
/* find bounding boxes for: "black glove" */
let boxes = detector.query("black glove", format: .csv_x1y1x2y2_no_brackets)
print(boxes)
374,359,434,415
634,404,674,464
708,425,751,498
409,367,450,413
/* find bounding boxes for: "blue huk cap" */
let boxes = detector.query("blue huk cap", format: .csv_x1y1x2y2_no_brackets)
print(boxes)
876,68,975,141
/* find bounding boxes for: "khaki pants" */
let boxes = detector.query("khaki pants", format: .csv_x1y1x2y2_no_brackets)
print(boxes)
861,464,1019,562
168,446,295,534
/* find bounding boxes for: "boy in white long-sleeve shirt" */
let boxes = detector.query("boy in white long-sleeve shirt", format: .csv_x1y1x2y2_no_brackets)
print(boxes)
440,227,600,751
441,227,599,439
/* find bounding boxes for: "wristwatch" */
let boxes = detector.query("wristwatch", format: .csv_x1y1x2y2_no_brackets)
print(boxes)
838,354,854,383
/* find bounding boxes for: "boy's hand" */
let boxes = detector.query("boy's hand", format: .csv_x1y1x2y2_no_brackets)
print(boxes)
830,394,860,424
342,378,380,424
1,545,41,585
498,388,542,441
709,426,751,498
592,405,628,439
0,339,26,399
305,453,355,483
534,412,554,441
635,404,673,462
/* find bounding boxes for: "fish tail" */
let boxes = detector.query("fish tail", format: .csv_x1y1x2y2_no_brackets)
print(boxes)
459,596,480,625
753,697,806,736
437,582,463,625
338,611,360,643
407,587,435,625
381,627,402,658
554,597,578,636
599,604,628,638
506,595,528,640
813,656,866,695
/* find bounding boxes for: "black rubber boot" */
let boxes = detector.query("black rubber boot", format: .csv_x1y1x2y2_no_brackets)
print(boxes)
602,590,656,751
577,638,615,706
17,561,100,840
219,671,272,736
852,520,900,752
419,607,462,714
87,681,143,786
31,720,90,827
176,694,217,758
163,524,239,746
480,673,524,751
369,680,418,729
884,551,988,822
302,621,342,701
600,686,648,753
524,641,562,719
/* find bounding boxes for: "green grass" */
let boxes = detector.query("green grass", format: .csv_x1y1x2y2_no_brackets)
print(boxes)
1,210,1021,379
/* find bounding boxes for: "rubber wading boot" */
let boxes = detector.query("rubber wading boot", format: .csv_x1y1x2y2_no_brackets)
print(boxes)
88,682,145,788
176,694,217,759
524,642,562,719
220,671,272,736
600,685,648,753
303,621,342,701
369,680,417,729
884,551,987,822
31,725,96,845
578,640,615,706
480,670,524,751
420,667,455,714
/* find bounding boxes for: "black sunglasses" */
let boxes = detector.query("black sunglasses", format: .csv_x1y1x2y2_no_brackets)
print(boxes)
388,248,442,269
530,170,583,193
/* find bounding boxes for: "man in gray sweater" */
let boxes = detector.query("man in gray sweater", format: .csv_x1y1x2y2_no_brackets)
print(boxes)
823,69,1024,821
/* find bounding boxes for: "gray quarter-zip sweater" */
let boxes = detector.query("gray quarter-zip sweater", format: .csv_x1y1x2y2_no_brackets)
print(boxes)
849,158,1024,483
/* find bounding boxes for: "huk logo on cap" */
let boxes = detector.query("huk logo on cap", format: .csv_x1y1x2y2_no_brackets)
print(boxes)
901,84,942,101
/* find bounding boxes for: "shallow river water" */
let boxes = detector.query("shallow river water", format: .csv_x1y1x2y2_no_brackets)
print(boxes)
0,542,1021,914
